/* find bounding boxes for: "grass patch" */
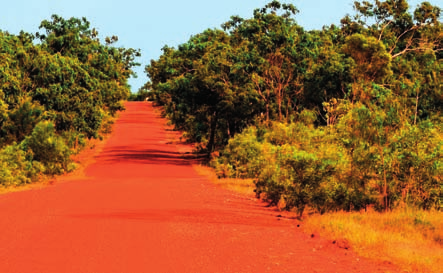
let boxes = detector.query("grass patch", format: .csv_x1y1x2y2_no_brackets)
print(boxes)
176,118,443,273
0,180,54,195
193,162,443,272
303,210,443,273
193,164,255,196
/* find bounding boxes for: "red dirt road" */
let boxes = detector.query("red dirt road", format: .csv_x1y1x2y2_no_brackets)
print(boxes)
0,102,398,273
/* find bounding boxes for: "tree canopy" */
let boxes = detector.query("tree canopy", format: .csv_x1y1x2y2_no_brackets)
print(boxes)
0,15,140,186
145,0,442,213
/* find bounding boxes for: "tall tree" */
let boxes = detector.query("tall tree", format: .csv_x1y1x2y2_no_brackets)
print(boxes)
223,1,300,121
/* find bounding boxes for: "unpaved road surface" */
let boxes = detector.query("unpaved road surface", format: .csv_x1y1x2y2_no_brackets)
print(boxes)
0,102,398,273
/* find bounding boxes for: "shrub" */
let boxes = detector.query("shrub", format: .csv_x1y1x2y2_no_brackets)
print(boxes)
0,144,31,186
21,121,71,175
61,130,86,153
212,126,264,178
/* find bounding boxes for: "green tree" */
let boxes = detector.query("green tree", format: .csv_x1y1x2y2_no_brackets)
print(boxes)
223,1,300,121
148,29,262,152
37,15,140,115
0,15,139,186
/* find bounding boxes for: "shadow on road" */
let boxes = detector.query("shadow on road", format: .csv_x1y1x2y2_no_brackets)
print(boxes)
99,147,204,166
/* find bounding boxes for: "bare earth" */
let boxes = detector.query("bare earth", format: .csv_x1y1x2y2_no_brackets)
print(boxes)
0,102,399,273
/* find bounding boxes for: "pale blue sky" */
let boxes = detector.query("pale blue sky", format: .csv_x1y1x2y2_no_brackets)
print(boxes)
1,0,440,92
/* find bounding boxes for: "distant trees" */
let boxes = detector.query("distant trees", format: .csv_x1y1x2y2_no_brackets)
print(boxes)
0,15,140,186
146,0,442,213
147,29,262,152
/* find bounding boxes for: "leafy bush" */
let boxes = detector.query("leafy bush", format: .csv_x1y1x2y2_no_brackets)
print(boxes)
21,121,72,175
0,15,138,187
146,0,442,214
0,144,32,186
214,120,358,215
215,112,442,214
61,130,87,153
98,111,115,137
389,121,443,209
212,126,264,178
0,99,45,146
0,142,48,186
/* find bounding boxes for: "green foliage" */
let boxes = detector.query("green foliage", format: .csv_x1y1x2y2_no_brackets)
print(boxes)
21,121,71,175
0,121,77,187
0,144,34,186
147,0,442,213
128,88,151,101
342,34,392,83
391,121,443,209
147,29,262,153
0,15,139,187
213,121,351,215
212,126,264,179
61,130,87,153
0,98,45,145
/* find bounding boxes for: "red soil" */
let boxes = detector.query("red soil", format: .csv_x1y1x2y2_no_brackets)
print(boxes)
0,102,399,273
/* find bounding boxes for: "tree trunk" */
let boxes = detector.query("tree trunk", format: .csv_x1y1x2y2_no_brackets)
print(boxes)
380,147,388,212
414,91,419,125
227,120,230,138
207,111,218,154
286,98,290,122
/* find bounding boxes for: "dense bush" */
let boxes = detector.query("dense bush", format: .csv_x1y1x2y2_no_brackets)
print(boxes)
149,0,442,213
0,15,139,187
0,144,35,186
213,117,442,214
21,121,73,175
213,121,351,215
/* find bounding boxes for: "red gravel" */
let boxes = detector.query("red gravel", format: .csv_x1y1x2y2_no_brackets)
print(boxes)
0,102,399,273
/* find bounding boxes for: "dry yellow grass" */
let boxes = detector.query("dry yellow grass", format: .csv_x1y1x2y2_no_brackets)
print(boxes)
0,180,54,195
193,164,255,196
303,210,443,273
193,163,443,273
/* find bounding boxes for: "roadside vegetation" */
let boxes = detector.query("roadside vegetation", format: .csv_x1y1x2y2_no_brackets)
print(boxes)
193,164,255,196
0,15,140,188
144,0,442,214
143,0,442,271
305,210,443,273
